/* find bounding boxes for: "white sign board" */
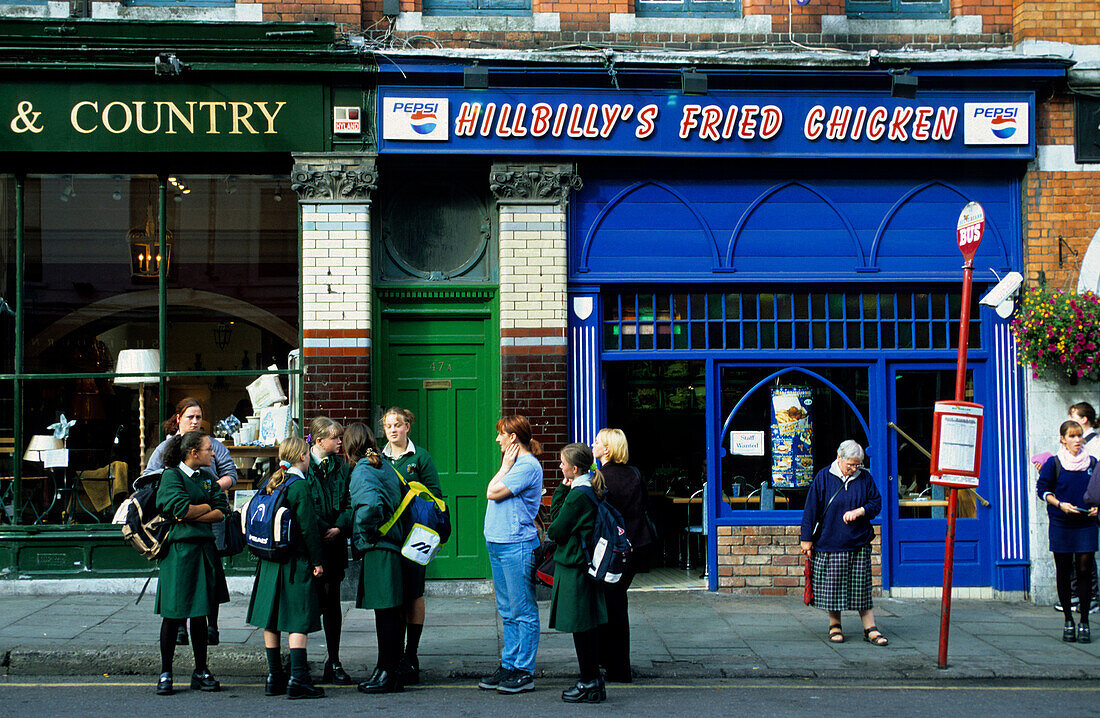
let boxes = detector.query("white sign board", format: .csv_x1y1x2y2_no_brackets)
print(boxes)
730,431,765,456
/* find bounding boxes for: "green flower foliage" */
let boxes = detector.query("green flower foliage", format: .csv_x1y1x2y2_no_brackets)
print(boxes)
1011,287,1100,382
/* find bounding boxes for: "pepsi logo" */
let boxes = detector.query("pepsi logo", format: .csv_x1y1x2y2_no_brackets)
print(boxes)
990,114,1016,139
410,110,437,135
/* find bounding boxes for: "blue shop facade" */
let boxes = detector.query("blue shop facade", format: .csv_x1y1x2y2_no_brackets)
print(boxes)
377,56,1064,597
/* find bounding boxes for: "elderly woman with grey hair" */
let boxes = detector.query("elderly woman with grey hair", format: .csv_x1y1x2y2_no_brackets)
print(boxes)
799,440,886,646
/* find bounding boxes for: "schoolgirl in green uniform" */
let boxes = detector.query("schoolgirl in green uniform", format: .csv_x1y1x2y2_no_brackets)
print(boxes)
246,436,326,699
153,431,230,696
346,422,408,695
305,416,353,684
548,443,609,704
381,406,442,684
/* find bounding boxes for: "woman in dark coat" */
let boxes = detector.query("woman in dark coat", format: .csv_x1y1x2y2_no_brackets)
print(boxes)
592,427,653,683
381,406,443,684
153,431,230,696
305,416,353,684
799,440,886,646
246,436,326,699
347,422,408,695
1038,420,1099,642
548,443,609,704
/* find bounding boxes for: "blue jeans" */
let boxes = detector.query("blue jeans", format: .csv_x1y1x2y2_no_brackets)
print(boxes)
486,538,541,674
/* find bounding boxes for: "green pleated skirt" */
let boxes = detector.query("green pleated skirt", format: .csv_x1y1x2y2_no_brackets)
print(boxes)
356,548,405,610
246,554,322,634
548,564,607,633
155,540,230,619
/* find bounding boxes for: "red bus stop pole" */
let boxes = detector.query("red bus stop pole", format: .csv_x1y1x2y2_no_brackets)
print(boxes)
938,259,974,669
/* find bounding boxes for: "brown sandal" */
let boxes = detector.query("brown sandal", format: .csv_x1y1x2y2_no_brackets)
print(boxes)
863,626,888,646
828,624,845,643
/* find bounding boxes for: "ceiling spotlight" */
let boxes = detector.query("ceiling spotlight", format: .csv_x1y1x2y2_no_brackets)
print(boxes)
59,175,75,203
155,53,182,77
224,175,238,195
273,185,283,203
111,176,123,201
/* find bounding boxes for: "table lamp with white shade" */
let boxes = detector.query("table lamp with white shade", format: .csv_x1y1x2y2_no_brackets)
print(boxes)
24,434,63,463
113,349,160,470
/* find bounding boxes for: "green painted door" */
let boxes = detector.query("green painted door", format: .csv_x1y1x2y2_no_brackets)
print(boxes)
376,299,497,580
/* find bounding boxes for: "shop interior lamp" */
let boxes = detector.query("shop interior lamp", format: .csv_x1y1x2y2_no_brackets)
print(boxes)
891,73,918,99
24,435,62,463
128,206,173,279
681,68,708,96
464,65,489,90
114,349,160,470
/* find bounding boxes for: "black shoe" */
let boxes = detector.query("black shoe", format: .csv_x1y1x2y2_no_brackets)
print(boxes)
1080,624,1092,644
190,669,220,692
206,627,220,646
155,672,173,696
175,625,189,646
357,669,403,694
497,670,534,694
562,679,602,703
478,665,510,690
598,676,607,701
397,657,420,686
1064,620,1077,642
287,677,325,699
321,660,353,685
265,673,288,696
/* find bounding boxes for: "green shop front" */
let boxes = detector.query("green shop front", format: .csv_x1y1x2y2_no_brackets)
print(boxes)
0,19,372,579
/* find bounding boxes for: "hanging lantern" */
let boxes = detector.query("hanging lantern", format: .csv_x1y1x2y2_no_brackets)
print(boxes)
129,205,173,279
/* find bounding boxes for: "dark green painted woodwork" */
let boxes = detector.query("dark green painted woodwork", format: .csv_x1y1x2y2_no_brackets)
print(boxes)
375,289,499,580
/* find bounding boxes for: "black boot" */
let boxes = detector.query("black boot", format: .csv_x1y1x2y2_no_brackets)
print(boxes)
397,657,420,686
265,672,288,696
562,679,602,703
287,677,325,699
357,668,403,694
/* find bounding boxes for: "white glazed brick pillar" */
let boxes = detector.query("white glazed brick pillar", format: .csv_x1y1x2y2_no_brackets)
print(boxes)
292,153,377,424
491,163,582,458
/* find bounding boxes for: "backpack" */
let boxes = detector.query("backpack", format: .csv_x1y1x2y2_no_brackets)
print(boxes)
112,471,173,561
243,475,301,561
573,485,631,584
379,469,450,566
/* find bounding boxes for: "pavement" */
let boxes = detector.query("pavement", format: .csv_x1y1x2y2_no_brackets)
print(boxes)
4,585,1100,683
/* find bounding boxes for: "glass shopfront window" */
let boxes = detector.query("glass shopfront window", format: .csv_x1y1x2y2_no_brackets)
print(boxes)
3,173,299,526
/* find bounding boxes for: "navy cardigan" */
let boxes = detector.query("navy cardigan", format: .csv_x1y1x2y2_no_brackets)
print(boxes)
799,465,881,552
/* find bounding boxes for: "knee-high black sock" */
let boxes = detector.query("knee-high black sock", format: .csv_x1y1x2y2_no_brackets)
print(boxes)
573,628,601,682
404,622,423,664
159,618,179,675
208,603,219,631
1078,553,1095,623
289,647,308,682
1055,552,1076,622
322,583,343,663
190,616,208,672
266,647,283,676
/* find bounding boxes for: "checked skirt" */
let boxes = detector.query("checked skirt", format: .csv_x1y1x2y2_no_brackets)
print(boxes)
810,544,873,612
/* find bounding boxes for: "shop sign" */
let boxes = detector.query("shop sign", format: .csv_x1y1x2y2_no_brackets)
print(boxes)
730,431,764,456
378,88,1034,159
929,401,984,489
334,106,361,134
2,81,326,153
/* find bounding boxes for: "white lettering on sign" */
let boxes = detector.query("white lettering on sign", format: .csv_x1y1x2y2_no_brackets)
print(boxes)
69,99,285,136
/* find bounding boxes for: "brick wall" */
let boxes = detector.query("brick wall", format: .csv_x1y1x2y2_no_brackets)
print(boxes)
1014,0,1094,43
301,202,373,425
715,525,882,596
238,0,361,25
499,202,569,468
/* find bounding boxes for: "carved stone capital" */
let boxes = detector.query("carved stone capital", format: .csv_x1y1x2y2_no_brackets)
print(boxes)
489,163,582,206
291,153,378,203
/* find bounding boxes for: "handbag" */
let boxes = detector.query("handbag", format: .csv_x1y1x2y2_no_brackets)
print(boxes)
217,510,245,557
803,554,814,605
533,538,557,587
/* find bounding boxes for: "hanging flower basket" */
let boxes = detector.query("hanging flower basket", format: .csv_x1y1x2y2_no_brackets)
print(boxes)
1011,287,1100,382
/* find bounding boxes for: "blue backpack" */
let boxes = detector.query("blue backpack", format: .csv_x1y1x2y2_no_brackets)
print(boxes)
243,475,301,561
573,485,631,584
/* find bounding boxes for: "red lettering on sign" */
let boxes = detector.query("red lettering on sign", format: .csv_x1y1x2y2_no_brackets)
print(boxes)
850,106,868,141
912,106,933,141
599,104,623,138
804,105,825,140
826,105,852,140
888,106,914,141
866,107,888,141
699,106,722,141
679,105,701,139
582,104,600,138
722,106,739,139
479,103,496,137
567,105,584,137
454,102,480,137
511,103,528,137
529,103,552,137
636,104,658,139
552,103,568,138
495,103,513,137
932,107,957,141
759,105,782,139
738,105,759,140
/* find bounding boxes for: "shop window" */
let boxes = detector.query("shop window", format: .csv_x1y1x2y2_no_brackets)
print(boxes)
5,174,299,526
845,0,948,17
635,0,739,16
421,0,531,17
603,289,980,353
717,366,870,515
